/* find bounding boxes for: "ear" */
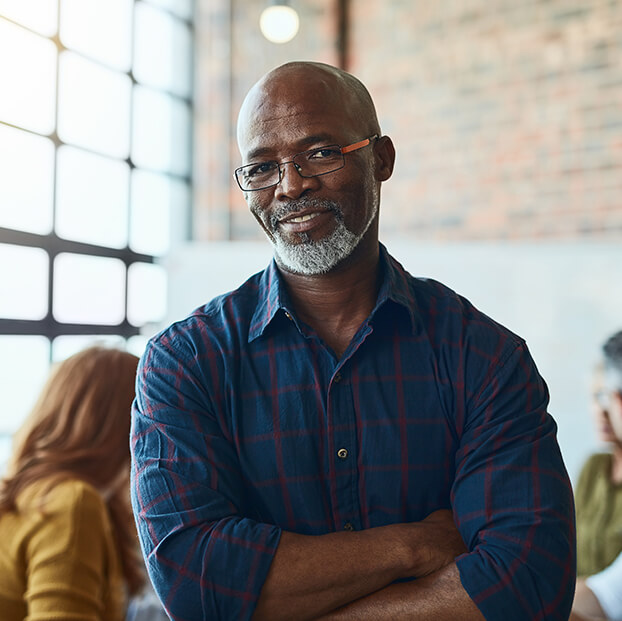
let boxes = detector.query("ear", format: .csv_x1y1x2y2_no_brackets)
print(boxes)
374,135,396,182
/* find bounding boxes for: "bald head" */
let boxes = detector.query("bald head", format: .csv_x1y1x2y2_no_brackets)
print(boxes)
236,62,381,154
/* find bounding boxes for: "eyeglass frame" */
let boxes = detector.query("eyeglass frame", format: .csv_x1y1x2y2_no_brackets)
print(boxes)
594,388,622,409
233,134,380,192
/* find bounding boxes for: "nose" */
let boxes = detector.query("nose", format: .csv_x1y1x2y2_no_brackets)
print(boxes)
274,161,318,200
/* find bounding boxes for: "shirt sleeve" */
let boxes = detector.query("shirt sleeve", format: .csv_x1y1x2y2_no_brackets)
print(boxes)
25,481,119,620
452,340,576,621
586,552,622,621
130,332,281,621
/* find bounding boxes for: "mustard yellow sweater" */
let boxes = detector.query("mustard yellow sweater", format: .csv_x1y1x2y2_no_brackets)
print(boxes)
0,478,126,621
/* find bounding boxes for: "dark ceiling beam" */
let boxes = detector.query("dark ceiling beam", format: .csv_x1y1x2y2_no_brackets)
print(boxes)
337,0,349,70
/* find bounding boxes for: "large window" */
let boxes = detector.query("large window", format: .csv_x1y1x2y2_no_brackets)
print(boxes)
0,0,194,469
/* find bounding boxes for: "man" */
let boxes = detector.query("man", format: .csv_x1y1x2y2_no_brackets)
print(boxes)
575,330,622,578
571,331,622,621
131,61,575,620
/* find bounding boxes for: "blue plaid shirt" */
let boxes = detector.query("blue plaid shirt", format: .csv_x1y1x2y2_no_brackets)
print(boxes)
131,244,575,620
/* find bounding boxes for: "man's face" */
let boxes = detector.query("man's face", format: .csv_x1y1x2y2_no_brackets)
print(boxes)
237,71,381,275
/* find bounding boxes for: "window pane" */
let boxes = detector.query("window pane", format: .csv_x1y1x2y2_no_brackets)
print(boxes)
58,51,131,158
0,18,56,134
127,262,166,326
60,0,133,71
0,0,58,37
143,0,193,20
0,244,48,320
52,334,126,361
0,124,54,234
53,253,126,324
130,170,172,256
134,2,192,98
132,86,190,176
56,146,130,248
0,335,50,435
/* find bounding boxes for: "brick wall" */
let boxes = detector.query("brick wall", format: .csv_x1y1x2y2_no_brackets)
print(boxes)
195,0,622,241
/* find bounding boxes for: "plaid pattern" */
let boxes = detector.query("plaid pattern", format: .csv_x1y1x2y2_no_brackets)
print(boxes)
131,245,575,621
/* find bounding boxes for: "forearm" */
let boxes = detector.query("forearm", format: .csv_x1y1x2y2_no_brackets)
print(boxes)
252,526,413,621
316,563,484,621
253,512,466,621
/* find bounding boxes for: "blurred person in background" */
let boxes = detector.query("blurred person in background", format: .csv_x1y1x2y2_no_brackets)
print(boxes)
575,330,622,577
0,346,145,620
571,330,622,620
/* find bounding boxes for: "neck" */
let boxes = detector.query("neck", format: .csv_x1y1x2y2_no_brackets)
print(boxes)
278,240,381,358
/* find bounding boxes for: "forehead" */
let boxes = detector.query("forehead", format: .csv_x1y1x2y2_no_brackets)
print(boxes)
237,69,359,158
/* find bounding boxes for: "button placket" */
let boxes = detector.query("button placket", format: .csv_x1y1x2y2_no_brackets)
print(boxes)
327,363,359,535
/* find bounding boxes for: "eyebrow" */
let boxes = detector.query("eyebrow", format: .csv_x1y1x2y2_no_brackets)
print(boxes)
245,133,337,163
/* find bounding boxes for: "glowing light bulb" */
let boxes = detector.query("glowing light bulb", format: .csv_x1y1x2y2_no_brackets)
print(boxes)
259,4,299,44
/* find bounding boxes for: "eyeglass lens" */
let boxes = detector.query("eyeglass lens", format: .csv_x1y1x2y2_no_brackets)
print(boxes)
237,145,345,191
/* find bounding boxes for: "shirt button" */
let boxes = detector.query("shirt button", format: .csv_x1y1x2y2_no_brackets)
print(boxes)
337,448,348,459
334,372,342,383
343,522,355,531
284,311,293,321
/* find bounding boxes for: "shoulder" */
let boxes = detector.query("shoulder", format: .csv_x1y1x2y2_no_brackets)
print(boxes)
144,268,267,361
17,479,108,527
19,479,113,560
28,479,108,522
402,270,525,364
50,479,106,512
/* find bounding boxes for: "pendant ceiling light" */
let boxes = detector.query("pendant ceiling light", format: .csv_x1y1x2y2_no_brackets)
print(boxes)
260,1,299,44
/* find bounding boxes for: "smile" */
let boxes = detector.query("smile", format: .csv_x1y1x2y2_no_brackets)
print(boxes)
287,213,318,223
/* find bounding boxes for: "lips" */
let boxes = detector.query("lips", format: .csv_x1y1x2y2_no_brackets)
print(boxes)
276,208,334,234
263,198,343,235
285,213,318,223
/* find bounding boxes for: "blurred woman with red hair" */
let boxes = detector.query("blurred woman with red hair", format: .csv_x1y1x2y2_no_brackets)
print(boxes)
0,346,145,620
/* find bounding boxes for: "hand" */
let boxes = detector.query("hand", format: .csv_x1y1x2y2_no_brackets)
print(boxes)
409,509,468,578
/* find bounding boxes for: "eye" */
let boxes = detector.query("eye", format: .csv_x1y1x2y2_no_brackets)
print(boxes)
307,146,341,160
244,161,278,178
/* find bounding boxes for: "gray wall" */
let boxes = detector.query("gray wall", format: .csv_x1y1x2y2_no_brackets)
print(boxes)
162,239,622,484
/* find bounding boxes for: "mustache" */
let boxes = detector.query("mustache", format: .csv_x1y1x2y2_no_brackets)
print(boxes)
268,198,343,230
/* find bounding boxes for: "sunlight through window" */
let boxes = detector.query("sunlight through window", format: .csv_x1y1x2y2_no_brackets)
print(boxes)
0,124,54,234
0,18,56,134
0,0,193,462
0,245,48,320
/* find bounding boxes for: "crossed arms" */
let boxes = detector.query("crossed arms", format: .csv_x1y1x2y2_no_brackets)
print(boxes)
253,510,483,621
131,332,576,620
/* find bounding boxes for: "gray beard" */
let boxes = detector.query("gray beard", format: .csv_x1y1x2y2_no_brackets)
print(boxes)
260,197,377,275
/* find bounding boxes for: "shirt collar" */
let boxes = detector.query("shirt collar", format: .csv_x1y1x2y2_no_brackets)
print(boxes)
248,243,418,342
248,258,290,341
373,243,418,332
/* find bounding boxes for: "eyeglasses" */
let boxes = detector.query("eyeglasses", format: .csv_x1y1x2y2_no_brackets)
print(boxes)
234,134,379,192
594,390,621,409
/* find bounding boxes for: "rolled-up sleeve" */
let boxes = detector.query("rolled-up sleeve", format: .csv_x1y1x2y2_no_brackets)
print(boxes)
130,332,281,621
453,342,576,620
